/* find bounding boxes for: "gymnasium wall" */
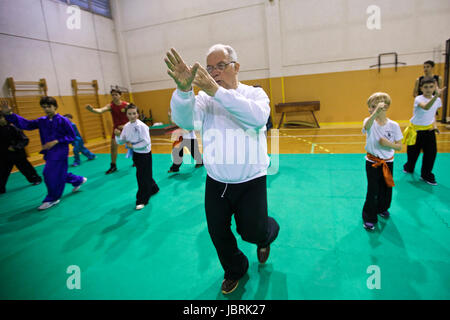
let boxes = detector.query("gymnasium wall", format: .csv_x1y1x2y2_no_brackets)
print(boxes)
0,0,123,134
114,0,450,123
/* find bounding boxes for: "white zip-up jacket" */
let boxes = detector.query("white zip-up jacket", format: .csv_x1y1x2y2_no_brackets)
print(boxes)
170,82,270,183
115,119,151,154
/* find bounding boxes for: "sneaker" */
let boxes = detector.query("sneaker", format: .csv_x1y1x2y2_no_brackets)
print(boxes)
403,165,413,173
31,180,42,186
106,165,117,174
363,222,375,230
38,199,60,210
195,163,203,168
72,162,80,167
136,204,145,210
420,176,437,186
257,245,270,264
378,211,390,218
168,168,179,173
88,156,96,161
221,279,239,295
72,177,87,192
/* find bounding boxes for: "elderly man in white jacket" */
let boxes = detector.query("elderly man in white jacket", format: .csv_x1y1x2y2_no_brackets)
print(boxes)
165,44,280,295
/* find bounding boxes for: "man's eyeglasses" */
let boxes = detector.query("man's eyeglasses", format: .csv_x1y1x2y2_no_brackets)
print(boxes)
206,61,236,74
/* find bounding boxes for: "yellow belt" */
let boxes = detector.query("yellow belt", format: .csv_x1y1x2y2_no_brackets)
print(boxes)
402,123,433,145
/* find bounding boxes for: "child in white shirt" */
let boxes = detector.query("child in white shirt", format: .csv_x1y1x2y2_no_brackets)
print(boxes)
403,77,446,185
167,110,203,173
362,92,403,230
115,104,159,210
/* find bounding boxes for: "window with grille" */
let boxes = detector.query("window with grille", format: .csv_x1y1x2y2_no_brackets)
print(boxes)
90,0,111,17
57,0,111,18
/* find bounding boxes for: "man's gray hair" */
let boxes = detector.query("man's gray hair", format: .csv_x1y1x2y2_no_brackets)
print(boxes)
206,44,238,62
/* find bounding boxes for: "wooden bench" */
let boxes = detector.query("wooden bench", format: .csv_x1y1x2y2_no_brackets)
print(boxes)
275,101,320,128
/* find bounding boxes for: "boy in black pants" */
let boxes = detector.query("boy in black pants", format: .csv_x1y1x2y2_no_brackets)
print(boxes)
114,104,159,210
403,77,446,185
362,93,403,230
168,129,203,173
413,60,443,97
0,112,42,194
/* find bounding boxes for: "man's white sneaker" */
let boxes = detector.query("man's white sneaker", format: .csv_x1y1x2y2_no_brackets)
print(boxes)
38,200,60,210
72,177,87,192
136,204,145,210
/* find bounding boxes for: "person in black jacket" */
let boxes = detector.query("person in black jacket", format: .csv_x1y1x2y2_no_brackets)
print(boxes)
413,60,443,97
0,112,42,194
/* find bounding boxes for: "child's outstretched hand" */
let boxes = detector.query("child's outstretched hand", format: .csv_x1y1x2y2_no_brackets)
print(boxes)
0,99,12,115
436,86,447,97
114,128,121,136
42,140,58,150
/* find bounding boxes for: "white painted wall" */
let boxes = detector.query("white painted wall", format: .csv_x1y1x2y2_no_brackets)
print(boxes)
1,0,449,96
112,0,450,92
280,0,450,76
114,0,269,92
0,0,123,97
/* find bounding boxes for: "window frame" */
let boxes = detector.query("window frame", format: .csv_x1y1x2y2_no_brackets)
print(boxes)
57,0,112,19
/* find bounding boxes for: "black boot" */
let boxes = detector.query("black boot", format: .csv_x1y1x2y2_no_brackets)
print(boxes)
105,163,117,174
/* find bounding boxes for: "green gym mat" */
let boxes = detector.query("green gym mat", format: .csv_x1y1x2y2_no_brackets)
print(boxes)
0,153,449,300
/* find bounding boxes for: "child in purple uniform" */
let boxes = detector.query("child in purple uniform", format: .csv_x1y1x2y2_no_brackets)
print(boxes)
63,114,96,167
1,97,87,210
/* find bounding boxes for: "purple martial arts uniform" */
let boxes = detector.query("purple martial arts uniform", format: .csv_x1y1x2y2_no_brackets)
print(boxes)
5,113,84,203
